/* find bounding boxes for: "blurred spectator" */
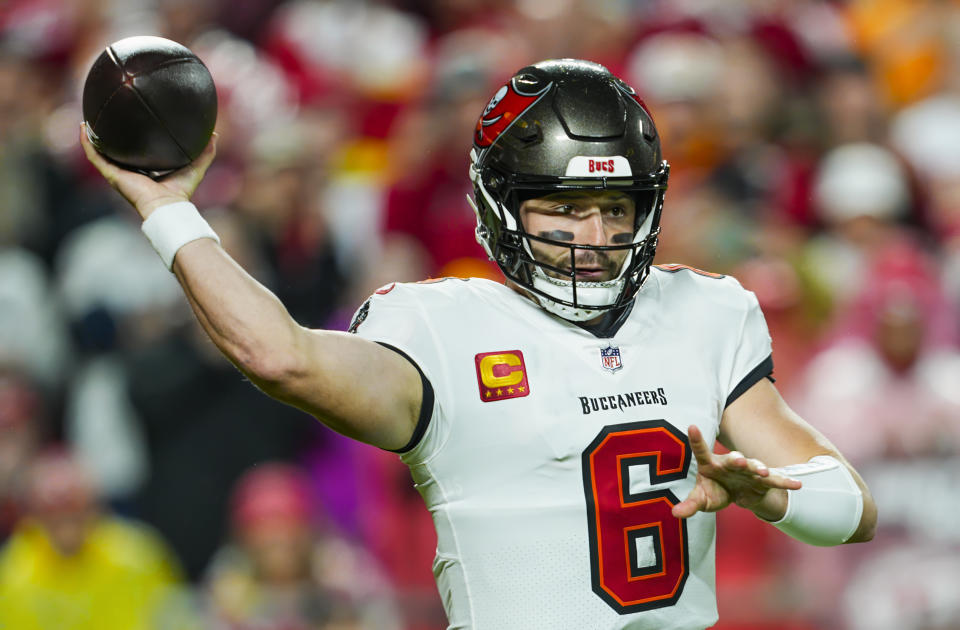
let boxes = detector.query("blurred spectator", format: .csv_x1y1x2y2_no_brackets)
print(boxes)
625,31,724,178
0,49,49,250
0,247,72,390
54,215,187,505
0,45,115,268
156,0,218,47
803,142,919,310
842,544,960,630
204,462,398,630
889,83,960,319
124,304,318,582
733,252,830,385
846,0,956,107
0,371,44,542
795,243,960,463
233,118,348,329
262,0,429,111
786,246,960,627
0,449,193,630
193,28,300,151
378,28,509,284
508,0,635,67
891,93,960,188
816,56,890,147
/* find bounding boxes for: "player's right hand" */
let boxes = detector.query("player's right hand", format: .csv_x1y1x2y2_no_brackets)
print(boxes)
79,122,217,220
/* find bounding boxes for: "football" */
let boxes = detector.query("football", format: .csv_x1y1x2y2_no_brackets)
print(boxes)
82,36,217,175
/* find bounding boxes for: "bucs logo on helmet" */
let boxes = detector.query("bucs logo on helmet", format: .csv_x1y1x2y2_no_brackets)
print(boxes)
475,75,552,149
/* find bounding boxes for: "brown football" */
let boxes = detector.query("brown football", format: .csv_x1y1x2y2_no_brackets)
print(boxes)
82,36,217,175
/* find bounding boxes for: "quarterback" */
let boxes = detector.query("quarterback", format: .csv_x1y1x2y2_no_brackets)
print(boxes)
81,59,876,629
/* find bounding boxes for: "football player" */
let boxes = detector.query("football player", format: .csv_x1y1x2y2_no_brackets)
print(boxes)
81,59,876,630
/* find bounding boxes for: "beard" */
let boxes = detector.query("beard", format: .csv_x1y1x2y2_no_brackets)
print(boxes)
536,247,625,282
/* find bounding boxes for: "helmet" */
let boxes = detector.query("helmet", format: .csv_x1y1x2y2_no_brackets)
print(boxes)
469,59,669,321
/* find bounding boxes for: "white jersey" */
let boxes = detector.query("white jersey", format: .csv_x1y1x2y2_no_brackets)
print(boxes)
350,266,773,630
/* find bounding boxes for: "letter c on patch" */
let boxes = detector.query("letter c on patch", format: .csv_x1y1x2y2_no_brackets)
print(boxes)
479,353,524,387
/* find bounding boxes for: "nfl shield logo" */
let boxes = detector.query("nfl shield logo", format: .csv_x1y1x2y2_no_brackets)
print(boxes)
600,346,623,373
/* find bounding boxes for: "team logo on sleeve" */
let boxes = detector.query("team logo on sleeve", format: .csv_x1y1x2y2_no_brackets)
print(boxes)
600,345,623,373
347,299,371,333
474,350,530,402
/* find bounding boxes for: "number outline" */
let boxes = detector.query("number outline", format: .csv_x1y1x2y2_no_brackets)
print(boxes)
581,419,692,613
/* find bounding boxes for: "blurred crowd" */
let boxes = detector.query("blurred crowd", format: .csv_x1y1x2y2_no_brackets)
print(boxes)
2,0,960,628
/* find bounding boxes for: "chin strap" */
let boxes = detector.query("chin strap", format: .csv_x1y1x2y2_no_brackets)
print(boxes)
529,267,623,321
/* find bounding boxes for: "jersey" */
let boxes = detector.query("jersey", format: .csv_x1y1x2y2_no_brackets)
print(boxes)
350,266,773,630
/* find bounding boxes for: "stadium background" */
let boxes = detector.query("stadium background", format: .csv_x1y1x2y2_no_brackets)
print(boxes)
1,0,959,628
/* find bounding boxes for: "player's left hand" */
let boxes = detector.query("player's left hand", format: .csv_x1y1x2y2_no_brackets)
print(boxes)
672,425,802,521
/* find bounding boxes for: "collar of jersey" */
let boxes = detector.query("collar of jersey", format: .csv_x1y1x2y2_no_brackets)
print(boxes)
479,277,661,343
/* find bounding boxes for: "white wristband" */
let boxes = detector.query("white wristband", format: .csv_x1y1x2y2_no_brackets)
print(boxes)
770,455,864,547
141,201,220,270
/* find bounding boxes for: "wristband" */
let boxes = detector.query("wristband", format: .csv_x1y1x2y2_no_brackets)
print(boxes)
141,201,220,270
770,455,863,546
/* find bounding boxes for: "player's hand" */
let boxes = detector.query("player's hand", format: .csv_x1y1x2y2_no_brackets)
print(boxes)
79,122,217,220
672,425,802,521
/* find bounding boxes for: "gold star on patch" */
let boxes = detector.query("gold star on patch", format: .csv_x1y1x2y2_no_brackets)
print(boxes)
474,350,530,403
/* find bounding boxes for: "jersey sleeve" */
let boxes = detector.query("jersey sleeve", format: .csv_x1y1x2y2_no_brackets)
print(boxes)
347,285,447,460
723,284,774,408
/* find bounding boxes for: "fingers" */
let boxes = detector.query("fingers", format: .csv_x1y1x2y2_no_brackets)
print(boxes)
672,488,705,519
687,425,714,466
79,122,122,183
80,122,156,191
722,451,769,477
765,471,803,491
190,132,218,178
80,121,190,217
156,132,217,196
748,458,769,477
723,452,803,491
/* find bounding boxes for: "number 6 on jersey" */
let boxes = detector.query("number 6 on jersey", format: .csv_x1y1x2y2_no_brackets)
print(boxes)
581,420,692,613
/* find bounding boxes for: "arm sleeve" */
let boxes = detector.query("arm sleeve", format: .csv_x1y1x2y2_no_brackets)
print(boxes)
347,286,446,460
724,287,774,408
375,342,434,454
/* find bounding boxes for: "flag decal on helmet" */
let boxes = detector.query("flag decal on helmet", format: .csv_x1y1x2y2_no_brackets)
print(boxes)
600,345,623,373
475,78,551,149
